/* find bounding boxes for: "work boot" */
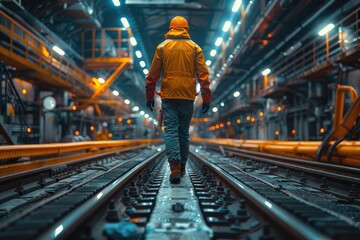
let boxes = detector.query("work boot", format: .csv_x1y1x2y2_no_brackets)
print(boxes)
169,161,181,184
180,162,186,177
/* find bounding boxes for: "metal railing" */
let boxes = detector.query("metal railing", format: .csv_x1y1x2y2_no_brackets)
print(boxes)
0,10,92,94
264,7,360,92
0,61,29,144
81,28,133,60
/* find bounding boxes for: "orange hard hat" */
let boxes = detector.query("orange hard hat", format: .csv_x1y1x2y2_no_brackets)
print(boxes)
169,16,189,30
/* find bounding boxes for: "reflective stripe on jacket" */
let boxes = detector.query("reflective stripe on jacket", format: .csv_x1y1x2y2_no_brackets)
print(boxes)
146,28,211,104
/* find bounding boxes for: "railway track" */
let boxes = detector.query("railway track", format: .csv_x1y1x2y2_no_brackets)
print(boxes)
0,144,358,239
201,144,360,202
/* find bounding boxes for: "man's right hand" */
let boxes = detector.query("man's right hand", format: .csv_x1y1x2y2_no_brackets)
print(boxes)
146,100,155,111
202,103,210,114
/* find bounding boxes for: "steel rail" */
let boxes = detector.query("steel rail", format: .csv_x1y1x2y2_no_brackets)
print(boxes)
23,151,164,240
203,143,360,180
0,152,148,230
0,139,162,160
191,152,330,240
225,148,360,184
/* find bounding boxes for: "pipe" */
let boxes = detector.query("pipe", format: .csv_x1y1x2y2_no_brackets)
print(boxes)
334,86,358,133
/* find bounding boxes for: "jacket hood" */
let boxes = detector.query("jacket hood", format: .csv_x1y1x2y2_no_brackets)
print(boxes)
165,28,191,39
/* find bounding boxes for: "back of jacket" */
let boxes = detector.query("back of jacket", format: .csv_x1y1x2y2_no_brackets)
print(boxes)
146,28,211,103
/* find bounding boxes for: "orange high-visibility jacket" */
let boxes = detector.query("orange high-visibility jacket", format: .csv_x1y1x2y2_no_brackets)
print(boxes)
146,28,211,104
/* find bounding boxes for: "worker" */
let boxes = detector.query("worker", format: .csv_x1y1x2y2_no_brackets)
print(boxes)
96,122,109,141
145,16,211,184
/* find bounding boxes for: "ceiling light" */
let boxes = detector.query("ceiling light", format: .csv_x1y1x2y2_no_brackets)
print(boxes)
232,0,242,12
144,114,149,118
222,21,231,32
216,73,220,77
112,0,120,6
283,42,302,56
124,99,130,104
143,69,149,75
262,68,271,76
140,111,145,115
130,37,137,46
121,17,130,28
52,46,65,56
98,78,105,84
212,107,218,113
210,49,217,57
135,50,142,58
139,61,146,68
206,60,211,66
112,90,119,96
220,102,224,107
233,91,240,97
132,106,139,112
318,23,335,36
215,37,223,46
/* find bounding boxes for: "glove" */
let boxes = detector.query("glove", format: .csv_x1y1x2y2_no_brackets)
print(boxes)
146,100,155,111
202,103,210,114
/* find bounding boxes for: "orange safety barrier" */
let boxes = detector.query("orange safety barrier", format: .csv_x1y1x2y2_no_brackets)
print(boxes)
0,139,163,161
192,138,360,167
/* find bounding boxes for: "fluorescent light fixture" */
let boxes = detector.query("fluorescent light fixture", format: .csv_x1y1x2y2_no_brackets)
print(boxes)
206,60,211,66
222,21,232,32
135,50,142,58
124,99,130,104
132,106,139,112
265,201,273,208
143,69,149,75
139,61,146,68
130,37,137,46
98,78,105,84
144,114,149,118
112,0,120,6
215,37,223,46
121,17,130,28
88,7,93,15
262,68,271,76
318,23,335,36
210,49,217,57
233,91,240,97
212,107,218,113
96,192,103,199
54,225,64,237
112,90,119,96
140,111,145,115
52,46,65,56
232,0,242,12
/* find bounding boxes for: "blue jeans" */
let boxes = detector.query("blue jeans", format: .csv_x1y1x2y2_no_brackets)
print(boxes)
161,99,194,164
